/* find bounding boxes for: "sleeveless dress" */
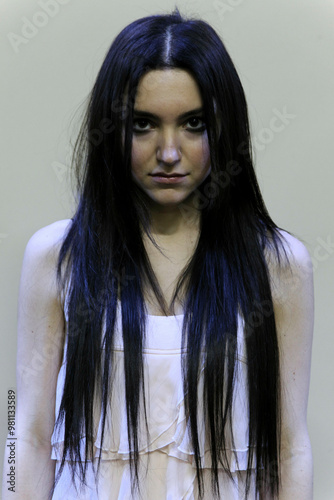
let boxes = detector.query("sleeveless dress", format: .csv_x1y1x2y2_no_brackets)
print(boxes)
50,298,258,499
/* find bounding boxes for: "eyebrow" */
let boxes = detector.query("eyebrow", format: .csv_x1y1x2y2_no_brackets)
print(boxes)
133,107,204,120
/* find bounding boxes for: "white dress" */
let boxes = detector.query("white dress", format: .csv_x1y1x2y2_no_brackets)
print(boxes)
50,299,258,499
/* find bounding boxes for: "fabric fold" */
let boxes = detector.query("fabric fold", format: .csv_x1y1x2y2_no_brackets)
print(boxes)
51,302,257,499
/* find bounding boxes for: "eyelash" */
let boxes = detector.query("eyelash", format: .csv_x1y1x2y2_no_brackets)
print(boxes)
132,117,206,134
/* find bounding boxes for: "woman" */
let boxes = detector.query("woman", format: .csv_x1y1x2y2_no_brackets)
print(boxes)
3,9,314,500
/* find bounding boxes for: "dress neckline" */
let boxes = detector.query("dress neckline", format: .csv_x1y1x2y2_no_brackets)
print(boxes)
116,299,184,319
147,313,184,318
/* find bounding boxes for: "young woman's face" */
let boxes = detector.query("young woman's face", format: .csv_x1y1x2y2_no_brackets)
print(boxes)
130,69,211,210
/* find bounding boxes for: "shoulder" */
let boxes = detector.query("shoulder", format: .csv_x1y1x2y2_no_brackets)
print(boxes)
23,219,73,269
266,229,313,305
21,219,73,298
24,218,72,258
265,228,312,270
276,229,312,267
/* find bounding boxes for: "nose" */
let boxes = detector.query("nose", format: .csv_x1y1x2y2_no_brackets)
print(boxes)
156,130,181,165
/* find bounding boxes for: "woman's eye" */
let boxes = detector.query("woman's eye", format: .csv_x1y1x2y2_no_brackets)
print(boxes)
133,119,152,132
133,117,206,133
185,117,206,132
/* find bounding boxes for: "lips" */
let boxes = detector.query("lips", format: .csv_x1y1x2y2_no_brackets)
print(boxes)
151,173,187,177
150,173,188,184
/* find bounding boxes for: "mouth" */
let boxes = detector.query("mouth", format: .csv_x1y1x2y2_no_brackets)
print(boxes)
150,173,188,178
150,173,188,184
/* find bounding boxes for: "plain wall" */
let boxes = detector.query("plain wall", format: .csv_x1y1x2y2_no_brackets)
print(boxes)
1,0,333,498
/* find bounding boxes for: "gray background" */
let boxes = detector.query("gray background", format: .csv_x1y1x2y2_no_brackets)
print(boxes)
1,0,333,498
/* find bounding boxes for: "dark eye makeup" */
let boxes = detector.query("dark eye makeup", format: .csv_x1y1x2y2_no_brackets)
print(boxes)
132,116,206,134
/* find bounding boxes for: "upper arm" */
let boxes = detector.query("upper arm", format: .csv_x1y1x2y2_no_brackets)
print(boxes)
269,231,314,450
16,219,71,448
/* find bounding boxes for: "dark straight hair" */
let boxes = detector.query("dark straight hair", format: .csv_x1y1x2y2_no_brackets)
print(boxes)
51,8,290,499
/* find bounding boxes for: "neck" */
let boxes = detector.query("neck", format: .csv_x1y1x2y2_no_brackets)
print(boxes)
147,199,201,237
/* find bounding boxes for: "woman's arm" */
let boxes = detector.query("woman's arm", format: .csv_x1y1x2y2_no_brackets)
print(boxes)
267,231,314,499
2,220,70,500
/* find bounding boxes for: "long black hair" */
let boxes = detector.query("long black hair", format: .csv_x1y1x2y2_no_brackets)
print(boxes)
52,8,290,499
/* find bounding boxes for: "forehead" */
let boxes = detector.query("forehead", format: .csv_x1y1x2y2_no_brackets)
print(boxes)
134,69,203,114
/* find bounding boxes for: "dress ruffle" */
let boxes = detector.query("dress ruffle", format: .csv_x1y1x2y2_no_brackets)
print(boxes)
51,303,257,499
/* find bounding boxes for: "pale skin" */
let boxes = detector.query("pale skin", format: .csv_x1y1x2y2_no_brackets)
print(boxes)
2,69,313,499
131,69,211,315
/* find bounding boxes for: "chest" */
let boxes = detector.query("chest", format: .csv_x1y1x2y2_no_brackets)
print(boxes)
142,232,199,315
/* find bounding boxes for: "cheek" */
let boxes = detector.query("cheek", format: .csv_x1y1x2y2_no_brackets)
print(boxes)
131,142,147,176
190,139,211,172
